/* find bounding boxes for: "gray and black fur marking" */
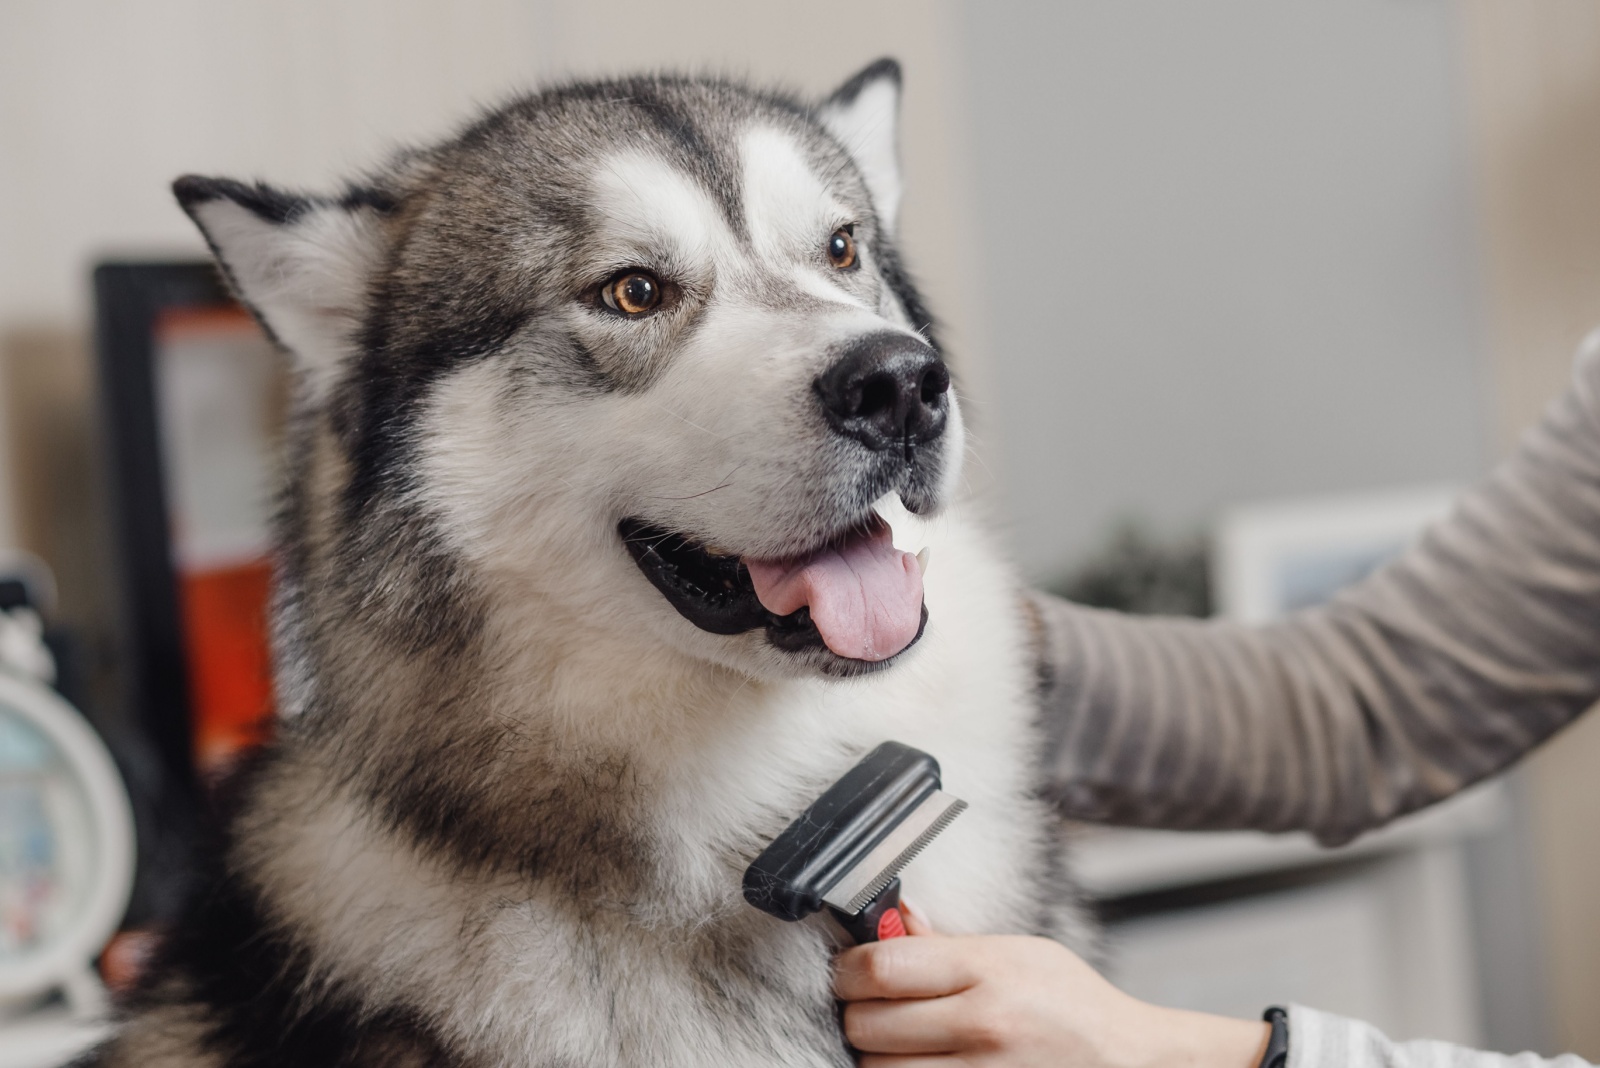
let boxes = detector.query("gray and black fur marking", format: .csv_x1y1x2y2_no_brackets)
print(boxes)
85,61,1090,1068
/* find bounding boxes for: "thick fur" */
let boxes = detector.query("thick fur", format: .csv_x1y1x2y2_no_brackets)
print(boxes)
93,62,1090,1067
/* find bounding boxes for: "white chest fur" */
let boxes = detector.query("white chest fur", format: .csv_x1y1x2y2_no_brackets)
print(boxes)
244,515,1062,1066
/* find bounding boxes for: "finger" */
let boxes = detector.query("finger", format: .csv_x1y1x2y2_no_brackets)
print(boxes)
843,996,972,1054
834,938,979,1001
898,899,936,937
859,1056,968,1068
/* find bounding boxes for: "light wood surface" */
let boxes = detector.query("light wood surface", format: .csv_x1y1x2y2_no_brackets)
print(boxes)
1459,1,1600,1056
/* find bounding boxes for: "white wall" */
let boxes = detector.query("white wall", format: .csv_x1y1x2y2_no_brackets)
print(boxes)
960,0,1490,582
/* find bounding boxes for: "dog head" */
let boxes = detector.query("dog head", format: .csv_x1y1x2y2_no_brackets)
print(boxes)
176,60,963,681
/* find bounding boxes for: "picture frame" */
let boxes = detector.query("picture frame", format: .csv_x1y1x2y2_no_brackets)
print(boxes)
1212,485,1461,623
93,261,284,797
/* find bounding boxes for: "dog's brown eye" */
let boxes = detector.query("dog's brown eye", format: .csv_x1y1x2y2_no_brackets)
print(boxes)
601,271,662,315
827,227,858,270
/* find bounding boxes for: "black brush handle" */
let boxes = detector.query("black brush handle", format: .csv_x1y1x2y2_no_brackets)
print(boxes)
744,742,941,923
828,877,906,943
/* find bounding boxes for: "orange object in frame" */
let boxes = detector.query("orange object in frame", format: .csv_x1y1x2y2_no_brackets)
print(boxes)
153,306,284,776
174,559,274,773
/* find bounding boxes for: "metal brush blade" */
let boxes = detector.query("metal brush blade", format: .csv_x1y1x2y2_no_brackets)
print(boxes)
822,790,966,915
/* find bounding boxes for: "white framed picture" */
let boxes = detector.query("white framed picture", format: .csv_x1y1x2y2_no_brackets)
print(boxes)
1213,485,1460,623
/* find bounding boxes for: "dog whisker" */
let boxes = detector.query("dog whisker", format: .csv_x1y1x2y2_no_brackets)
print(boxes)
648,481,732,501
646,462,746,501
641,398,726,440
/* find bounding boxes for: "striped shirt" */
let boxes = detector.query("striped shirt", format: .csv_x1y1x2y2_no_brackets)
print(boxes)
1288,1005,1593,1068
1028,334,1600,1064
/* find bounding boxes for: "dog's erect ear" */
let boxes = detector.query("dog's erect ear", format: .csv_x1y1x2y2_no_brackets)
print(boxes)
818,58,904,233
173,175,392,401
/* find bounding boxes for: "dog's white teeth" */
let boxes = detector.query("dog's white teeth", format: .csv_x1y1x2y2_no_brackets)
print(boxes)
916,548,930,575
873,492,927,554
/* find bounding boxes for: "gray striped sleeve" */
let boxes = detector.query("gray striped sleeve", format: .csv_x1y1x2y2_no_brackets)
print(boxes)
1287,1005,1594,1068
1029,336,1600,844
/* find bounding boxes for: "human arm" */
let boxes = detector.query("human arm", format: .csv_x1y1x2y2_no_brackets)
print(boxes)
1030,337,1600,843
834,935,1595,1068
834,931,1266,1068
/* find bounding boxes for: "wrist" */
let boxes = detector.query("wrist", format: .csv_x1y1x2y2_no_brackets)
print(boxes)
1133,1005,1272,1068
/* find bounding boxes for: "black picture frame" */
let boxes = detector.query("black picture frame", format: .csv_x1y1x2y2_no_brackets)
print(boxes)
92,260,238,813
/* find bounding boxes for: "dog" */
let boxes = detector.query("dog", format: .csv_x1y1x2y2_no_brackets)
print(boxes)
91,59,1091,1067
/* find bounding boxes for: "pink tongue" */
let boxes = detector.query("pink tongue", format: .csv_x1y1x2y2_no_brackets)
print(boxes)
744,520,923,662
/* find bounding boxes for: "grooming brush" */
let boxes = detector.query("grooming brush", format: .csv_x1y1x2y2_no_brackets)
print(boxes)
742,741,967,943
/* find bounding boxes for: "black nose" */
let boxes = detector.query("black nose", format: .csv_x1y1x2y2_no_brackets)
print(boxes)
816,334,950,455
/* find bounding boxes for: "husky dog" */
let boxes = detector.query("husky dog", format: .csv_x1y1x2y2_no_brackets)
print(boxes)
96,60,1088,1067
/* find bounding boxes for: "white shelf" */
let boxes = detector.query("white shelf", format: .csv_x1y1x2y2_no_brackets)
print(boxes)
1073,779,1508,899
0,1006,108,1068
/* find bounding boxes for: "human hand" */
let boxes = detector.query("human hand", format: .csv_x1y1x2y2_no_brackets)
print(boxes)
833,923,1267,1068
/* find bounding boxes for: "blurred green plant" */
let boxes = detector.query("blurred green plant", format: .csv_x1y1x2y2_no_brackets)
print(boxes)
1047,520,1212,618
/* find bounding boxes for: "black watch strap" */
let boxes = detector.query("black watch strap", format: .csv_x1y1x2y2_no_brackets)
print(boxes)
1260,1004,1286,1068
1258,1007,1290,1068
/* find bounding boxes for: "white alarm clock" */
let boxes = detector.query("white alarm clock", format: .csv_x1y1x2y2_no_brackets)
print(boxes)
0,556,136,1067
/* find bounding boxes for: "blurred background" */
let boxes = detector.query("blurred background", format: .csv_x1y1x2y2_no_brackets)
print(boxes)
1,0,1598,1062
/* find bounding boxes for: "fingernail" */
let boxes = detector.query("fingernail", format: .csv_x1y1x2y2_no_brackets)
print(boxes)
899,898,935,936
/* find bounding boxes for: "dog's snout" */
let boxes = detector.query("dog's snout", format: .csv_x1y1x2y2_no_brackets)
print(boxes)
816,335,950,455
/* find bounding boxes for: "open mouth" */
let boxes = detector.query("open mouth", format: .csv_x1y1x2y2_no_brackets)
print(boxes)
619,514,928,668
